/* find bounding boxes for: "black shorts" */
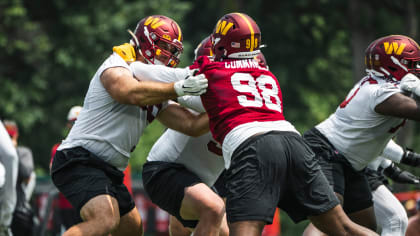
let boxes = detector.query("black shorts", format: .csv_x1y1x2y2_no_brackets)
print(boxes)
212,170,227,198
50,147,135,217
303,128,373,214
142,161,202,228
225,131,339,224
364,168,389,191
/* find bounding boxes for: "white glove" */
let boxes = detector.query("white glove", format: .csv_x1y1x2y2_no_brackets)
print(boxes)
400,73,420,97
174,74,208,96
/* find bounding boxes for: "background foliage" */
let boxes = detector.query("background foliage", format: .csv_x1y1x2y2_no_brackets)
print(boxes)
1,0,420,233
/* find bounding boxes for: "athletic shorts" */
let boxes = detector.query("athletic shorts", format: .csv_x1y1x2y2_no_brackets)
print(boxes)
50,147,135,217
142,161,202,228
225,131,339,224
212,170,227,198
303,128,373,214
364,168,389,191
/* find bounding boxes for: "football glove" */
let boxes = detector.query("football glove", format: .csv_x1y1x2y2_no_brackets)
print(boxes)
174,74,208,96
401,148,420,167
384,162,420,184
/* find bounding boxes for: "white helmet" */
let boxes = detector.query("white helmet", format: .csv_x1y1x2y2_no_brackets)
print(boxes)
67,106,82,121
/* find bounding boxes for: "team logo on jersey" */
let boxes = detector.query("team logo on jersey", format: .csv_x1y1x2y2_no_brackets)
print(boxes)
144,17,164,29
215,20,233,35
383,42,406,55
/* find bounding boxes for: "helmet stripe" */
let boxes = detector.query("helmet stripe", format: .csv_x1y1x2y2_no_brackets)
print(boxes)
235,13,255,52
174,21,182,41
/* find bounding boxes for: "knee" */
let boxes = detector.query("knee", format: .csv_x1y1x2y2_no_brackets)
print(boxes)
201,197,225,221
83,209,120,234
219,224,229,236
387,211,408,233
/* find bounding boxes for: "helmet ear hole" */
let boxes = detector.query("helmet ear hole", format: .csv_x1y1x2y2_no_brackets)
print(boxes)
387,66,397,72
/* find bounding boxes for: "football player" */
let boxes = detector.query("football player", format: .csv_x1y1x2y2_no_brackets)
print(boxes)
50,15,209,236
129,12,378,236
0,120,18,236
302,34,420,236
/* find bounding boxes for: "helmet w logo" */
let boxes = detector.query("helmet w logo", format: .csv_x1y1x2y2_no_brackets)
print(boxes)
383,42,406,55
144,17,164,29
215,20,233,35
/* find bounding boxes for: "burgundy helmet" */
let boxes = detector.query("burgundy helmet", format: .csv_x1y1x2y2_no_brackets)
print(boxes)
194,36,213,60
370,35,420,80
365,38,381,70
211,12,261,61
129,15,183,67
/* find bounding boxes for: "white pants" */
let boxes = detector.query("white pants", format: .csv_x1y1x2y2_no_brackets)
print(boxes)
372,185,408,236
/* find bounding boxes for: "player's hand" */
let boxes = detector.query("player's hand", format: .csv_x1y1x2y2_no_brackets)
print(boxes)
401,149,420,167
396,171,420,184
174,74,208,96
400,73,420,97
384,162,420,184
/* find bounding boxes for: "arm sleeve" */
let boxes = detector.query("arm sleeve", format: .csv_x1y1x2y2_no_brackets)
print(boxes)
177,96,206,113
130,61,191,83
381,139,404,163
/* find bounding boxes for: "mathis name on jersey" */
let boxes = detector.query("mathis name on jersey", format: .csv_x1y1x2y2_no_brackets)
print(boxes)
224,59,267,70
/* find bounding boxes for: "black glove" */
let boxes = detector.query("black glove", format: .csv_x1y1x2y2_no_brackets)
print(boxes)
400,148,420,167
384,162,420,184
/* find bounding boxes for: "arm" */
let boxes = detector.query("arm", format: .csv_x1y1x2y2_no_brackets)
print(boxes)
113,44,208,96
100,66,178,106
375,92,420,121
157,103,209,137
380,139,420,167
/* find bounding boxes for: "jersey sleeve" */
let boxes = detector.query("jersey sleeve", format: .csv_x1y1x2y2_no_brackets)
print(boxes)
130,61,190,83
369,83,401,110
97,52,131,78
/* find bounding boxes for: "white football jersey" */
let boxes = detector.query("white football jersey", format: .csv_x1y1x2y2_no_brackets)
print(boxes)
58,52,166,171
147,130,225,186
316,75,405,171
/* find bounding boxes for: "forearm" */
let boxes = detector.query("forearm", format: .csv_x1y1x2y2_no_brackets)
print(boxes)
101,67,178,106
157,104,209,137
129,80,178,106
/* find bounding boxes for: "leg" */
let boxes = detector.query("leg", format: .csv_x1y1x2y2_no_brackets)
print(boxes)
372,185,407,236
302,223,325,236
180,183,225,236
63,194,120,236
169,216,192,236
219,212,229,236
309,205,378,236
112,206,143,236
406,214,420,236
229,220,265,236
348,207,376,232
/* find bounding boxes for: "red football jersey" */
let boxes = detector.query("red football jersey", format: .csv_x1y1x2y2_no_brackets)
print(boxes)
192,56,285,144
